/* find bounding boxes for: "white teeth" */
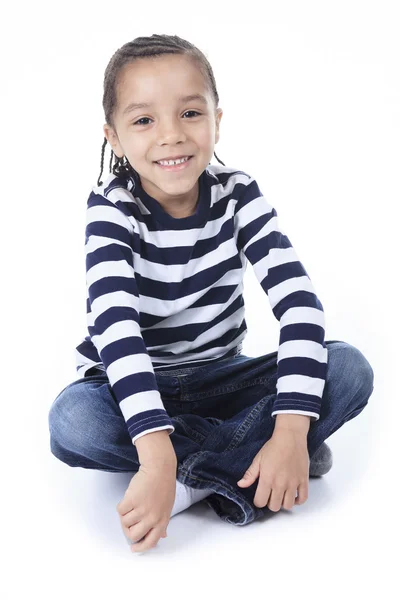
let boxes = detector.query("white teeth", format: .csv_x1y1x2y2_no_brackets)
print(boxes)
158,156,189,166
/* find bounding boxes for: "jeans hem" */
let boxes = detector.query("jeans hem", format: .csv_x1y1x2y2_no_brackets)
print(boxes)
176,454,268,526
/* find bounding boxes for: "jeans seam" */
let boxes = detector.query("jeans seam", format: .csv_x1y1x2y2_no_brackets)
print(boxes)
172,416,206,445
225,395,270,451
181,376,271,402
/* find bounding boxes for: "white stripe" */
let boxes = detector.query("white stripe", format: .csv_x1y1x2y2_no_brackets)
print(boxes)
86,204,134,233
86,234,133,254
272,410,319,421
106,353,156,386
119,389,171,421
268,275,318,310
277,340,328,362
86,259,135,289
91,320,141,354
236,198,279,246
280,306,325,327
132,426,175,445
107,186,140,209
276,373,325,397
89,290,138,325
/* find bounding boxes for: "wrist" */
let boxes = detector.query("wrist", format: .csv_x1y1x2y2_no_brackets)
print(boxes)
134,429,177,464
274,414,311,433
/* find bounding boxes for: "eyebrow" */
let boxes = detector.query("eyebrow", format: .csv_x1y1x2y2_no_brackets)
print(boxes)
122,93,209,116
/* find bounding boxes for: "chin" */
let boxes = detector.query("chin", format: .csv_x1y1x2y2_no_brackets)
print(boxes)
159,180,196,195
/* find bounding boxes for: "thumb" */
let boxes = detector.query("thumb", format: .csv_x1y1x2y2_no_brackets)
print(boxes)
237,461,260,487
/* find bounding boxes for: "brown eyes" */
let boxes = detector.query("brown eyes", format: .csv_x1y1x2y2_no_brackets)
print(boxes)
132,110,201,126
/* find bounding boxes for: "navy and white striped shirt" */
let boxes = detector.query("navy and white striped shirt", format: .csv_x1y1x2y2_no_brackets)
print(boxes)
75,164,327,445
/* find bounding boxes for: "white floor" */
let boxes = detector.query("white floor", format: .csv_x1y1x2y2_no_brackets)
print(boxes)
3,3,398,598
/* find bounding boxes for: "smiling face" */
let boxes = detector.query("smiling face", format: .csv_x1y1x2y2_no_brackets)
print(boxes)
103,54,223,213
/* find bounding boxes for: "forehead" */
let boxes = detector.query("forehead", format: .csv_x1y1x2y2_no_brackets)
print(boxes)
117,54,210,113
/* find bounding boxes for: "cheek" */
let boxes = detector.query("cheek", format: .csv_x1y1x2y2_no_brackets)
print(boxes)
126,140,147,159
196,127,215,147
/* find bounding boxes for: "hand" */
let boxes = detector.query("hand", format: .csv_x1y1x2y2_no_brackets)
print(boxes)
237,429,310,511
117,462,177,553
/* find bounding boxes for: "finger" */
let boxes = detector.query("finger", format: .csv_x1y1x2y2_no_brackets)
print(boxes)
237,462,260,487
125,520,151,545
120,510,142,542
294,481,308,505
268,487,285,512
117,493,134,516
125,532,145,545
282,488,298,510
121,509,141,529
253,482,272,508
131,526,163,553
122,521,143,544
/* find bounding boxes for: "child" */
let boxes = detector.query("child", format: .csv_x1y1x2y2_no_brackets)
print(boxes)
48,34,374,554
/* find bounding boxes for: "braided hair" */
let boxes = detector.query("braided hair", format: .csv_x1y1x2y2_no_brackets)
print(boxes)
97,34,225,186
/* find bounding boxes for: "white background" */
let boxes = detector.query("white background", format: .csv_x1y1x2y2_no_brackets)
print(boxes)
1,1,398,598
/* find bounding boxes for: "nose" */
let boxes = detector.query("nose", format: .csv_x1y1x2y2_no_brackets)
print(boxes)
157,117,187,145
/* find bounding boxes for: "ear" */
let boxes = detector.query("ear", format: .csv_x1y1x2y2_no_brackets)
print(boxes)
215,108,223,144
103,123,124,159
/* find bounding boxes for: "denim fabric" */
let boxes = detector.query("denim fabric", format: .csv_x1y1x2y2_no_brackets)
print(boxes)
48,340,374,526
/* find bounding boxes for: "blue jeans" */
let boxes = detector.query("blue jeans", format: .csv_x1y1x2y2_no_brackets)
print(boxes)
48,340,374,526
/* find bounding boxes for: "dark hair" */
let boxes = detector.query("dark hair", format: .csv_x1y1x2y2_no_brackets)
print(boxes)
97,34,225,186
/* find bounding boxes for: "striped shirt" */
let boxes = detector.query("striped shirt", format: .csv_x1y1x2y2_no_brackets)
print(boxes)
75,164,327,445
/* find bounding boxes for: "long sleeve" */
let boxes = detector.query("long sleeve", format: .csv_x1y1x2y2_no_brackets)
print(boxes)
234,175,327,421
85,192,175,445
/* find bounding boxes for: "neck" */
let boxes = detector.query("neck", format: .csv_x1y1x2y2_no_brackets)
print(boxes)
141,178,200,218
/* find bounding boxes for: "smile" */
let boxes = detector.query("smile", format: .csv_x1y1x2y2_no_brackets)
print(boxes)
154,156,193,171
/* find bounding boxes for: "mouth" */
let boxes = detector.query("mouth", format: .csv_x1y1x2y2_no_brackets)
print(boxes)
153,155,194,172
